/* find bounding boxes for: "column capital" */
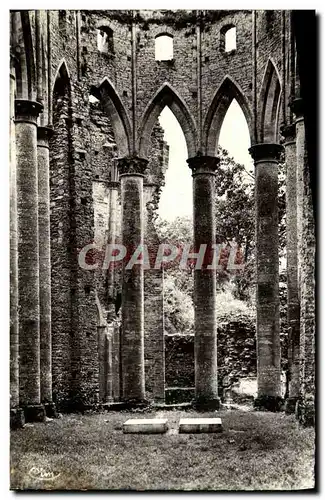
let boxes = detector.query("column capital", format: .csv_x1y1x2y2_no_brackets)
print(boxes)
280,123,296,144
37,126,54,148
289,98,304,121
187,155,220,176
15,99,43,125
117,156,148,178
249,143,284,163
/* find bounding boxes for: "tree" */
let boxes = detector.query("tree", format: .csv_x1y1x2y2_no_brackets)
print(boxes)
215,147,255,301
215,147,286,303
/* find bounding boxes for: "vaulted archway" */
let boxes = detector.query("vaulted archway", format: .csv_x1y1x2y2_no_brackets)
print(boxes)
138,83,197,159
53,59,71,89
90,77,132,157
203,76,253,156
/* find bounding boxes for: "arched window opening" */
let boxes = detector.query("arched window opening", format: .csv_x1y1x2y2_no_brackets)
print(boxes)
97,27,114,55
89,94,100,104
155,34,173,61
225,27,236,52
220,26,236,53
265,10,275,32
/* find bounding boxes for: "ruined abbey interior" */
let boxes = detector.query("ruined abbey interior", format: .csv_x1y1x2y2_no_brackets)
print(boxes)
9,10,316,429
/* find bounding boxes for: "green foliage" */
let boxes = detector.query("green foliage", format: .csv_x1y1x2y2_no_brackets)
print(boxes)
215,147,255,251
214,147,255,300
155,215,194,297
163,275,194,334
215,285,255,320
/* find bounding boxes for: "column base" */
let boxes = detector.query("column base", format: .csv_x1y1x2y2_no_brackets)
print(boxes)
44,402,59,418
10,408,25,429
253,395,284,412
285,396,299,414
122,398,151,411
23,404,46,423
193,397,221,412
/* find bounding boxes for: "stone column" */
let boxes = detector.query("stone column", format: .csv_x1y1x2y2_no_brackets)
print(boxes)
15,99,46,422
291,98,315,426
105,175,119,402
249,143,283,410
37,126,57,418
187,155,220,411
281,123,300,413
10,57,25,429
292,99,304,291
112,320,121,401
106,179,119,322
104,324,114,402
117,156,148,405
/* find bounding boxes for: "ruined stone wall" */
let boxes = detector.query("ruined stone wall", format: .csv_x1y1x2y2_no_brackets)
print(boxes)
50,87,100,409
48,9,315,411
165,319,257,404
10,10,316,418
79,11,133,119
201,11,253,124
50,88,73,408
255,10,283,93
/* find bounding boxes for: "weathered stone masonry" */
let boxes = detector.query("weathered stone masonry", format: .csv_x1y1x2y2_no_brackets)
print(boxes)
10,10,315,425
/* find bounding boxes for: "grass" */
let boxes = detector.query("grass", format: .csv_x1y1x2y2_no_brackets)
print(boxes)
10,409,315,491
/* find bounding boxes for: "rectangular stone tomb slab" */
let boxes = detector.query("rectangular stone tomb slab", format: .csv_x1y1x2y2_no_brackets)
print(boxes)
179,418,222,433
123,418,168,434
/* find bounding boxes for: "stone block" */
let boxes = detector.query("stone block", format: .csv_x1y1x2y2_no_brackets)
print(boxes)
179,417,222,433
123,418,168,434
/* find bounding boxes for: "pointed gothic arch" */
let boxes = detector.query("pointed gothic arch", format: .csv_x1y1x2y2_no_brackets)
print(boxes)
90,77,132,157
52,59,72,108
203,75,253,156
257,58,282,143
138,83,197,159
53,59,71,88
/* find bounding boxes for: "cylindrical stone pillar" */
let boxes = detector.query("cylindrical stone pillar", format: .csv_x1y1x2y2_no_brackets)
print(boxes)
292,99,304,291
106,179,119,322
281,124,300,413
187,155,220,411
249,143,283,410
104,324,114,402
117,156,148,405
10,58,25,429
105,175,119,402
37,126,57,418
291,97,315,426
15,99,46,422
